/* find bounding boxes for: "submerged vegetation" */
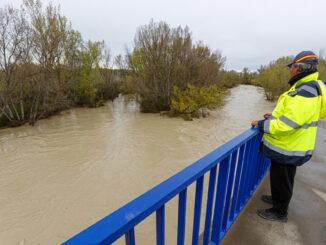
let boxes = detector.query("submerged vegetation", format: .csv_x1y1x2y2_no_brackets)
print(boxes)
169,84,225,120
125,20,227,114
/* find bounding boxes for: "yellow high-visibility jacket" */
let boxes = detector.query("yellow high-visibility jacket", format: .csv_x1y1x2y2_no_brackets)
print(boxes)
258,72,326,165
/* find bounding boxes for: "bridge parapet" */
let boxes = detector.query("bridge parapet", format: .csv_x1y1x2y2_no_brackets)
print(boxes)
62,128,270,245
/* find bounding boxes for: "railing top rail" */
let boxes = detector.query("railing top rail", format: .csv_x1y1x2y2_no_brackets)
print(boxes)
62,128,260,245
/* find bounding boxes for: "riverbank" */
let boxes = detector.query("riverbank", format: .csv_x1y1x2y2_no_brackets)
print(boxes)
0,83,258,130
0,97,114,130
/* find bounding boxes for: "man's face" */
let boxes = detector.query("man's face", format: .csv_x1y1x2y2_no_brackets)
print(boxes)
289,64,301,79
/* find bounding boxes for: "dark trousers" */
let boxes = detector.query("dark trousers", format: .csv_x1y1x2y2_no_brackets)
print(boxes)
270,160,297,216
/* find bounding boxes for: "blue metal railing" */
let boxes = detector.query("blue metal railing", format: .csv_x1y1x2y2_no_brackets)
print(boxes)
62,128,270,245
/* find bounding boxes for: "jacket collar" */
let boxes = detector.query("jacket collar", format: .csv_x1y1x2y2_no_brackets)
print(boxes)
292,72,319,88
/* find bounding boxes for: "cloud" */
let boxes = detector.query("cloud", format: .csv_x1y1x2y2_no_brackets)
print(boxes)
3,0,326,70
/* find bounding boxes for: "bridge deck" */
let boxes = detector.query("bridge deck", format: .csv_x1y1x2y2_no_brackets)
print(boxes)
220,121,326,245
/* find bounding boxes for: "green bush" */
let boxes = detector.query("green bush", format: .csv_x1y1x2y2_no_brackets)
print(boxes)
169,84,224,120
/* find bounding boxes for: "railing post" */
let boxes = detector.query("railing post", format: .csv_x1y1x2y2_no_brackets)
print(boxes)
236,141,251,210
254,133,264,186
229,144,245,220
210,156,231,245
243,137,256,201
156,205,165,245
177,189,187,245
192,176,204,245
248,135,260,193
221,149,238,231
125,228,135,245
203,165,218,245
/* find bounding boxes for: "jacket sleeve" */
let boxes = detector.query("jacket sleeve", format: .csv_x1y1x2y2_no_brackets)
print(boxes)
319,81,326,120
259,95,315,136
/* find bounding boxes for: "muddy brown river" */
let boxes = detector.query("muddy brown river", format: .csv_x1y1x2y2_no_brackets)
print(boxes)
0,85,275,245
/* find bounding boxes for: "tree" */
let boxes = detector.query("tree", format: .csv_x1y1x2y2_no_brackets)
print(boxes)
24,0,71,124
97,46,119,101
254,57,292,101
240,67,253,84
126,20,225,113
0,5,30,123
71,40,103,106
0,0,120,128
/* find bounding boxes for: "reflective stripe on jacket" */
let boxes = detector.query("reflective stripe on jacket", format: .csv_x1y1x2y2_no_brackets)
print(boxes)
258,72,326,165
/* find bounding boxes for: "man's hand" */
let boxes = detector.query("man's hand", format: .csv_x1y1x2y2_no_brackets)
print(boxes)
251,120,259,127
264,113,272,119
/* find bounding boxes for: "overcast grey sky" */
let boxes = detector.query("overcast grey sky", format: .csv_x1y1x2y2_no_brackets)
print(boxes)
3,0,326,70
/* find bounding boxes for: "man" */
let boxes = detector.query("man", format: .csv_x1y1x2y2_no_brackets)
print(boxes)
251,51,326,222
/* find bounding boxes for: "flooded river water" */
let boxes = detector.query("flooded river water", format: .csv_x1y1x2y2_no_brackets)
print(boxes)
0,85,275,245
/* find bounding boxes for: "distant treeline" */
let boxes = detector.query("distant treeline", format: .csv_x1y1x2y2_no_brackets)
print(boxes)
254,56,326,101
2,0,324,128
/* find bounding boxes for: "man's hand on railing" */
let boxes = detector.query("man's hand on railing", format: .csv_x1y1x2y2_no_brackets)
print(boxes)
251,120,258,127
252,113,271,128
263,113,272,119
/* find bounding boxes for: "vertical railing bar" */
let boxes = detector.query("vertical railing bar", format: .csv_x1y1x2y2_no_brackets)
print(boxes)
242,139,254,204
156,205,165,245
242,138,254,204
261,140,268,176
125,228,135,245
177,188,187,245
248,135,260,192
256,133,264,182
250,135,258,189
266,157,271,173
262,155,267,173
261,152,266,176
246,136,257,197
192,176,204,245
263,157,267,175
263,157,269,175
203,165,218,245
267,158,271,172
255,133,264,184
230,144,245,220
221,149,238,231
237,140,251,209
254,134,262,182
235,142,247,211
210,156,231,245
256,151,263,183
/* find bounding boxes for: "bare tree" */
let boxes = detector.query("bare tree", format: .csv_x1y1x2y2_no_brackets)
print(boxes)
24,0,69,124
0,5,29,122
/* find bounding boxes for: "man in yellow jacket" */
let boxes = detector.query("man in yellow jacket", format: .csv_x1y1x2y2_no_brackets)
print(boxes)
251,51,326,222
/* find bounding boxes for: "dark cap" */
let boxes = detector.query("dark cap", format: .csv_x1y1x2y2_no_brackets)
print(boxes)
286,51,318,67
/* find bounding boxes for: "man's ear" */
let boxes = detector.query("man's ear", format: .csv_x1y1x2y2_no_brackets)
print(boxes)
296,65,302,72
